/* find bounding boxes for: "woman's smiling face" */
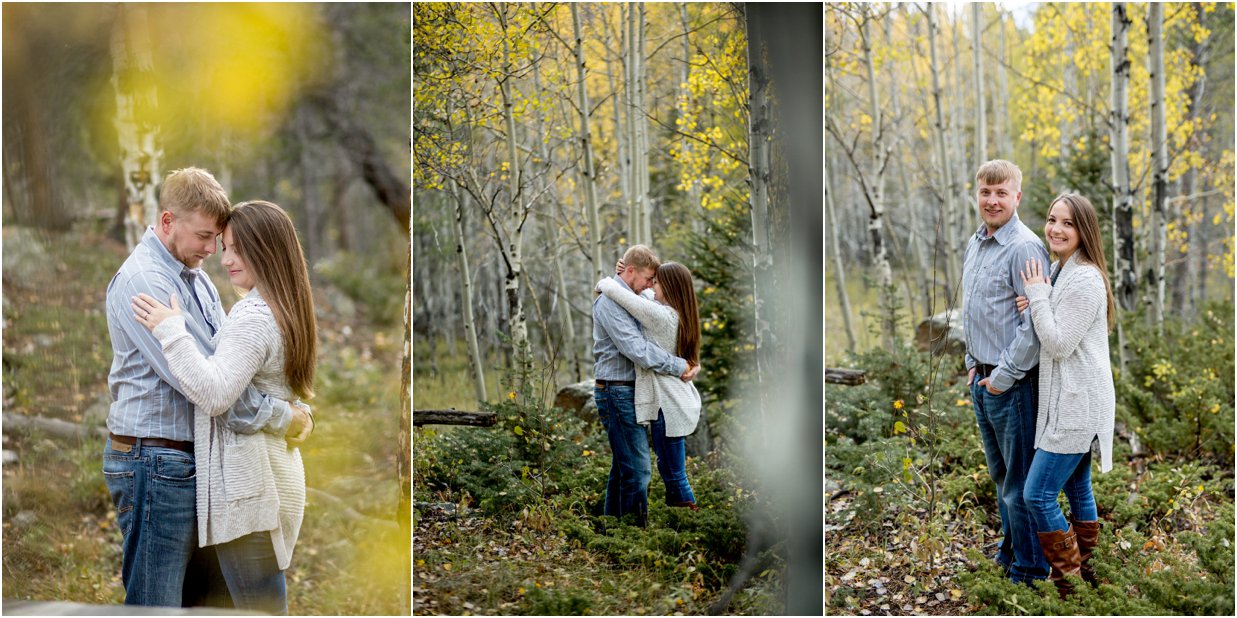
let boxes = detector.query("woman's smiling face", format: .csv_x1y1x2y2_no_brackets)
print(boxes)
1044,200,1080,261
221,225,256,291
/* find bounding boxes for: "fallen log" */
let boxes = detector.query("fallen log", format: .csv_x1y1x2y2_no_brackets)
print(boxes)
412,409,497,427
3,412,106,442
825,368,866,386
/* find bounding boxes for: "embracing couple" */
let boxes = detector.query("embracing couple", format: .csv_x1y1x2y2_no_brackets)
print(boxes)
965,159,1117,597
592,245,704,527
104,167,318,613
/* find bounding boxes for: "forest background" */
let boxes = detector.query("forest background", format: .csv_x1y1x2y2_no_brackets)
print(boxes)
413,2,821,615
2,3,411,614
825,2,1235,615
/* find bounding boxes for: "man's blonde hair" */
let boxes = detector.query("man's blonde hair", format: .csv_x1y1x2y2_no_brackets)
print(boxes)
622,244,660,272
159,167,231,227
975,159,1023,192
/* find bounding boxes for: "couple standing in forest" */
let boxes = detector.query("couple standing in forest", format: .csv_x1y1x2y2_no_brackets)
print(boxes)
592,244,705,527
103,167,319,613
964,159,1117,598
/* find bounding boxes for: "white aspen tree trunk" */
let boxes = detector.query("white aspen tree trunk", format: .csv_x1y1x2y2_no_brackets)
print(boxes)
745,4,773,446
637,3,652,246
452,179,484,402
625,3,640,245
111,4,162,251
826,173,858,351
972,3,987,169
996,9,1012,156
608,6,631,247
572,4,606,286
679,3,704,234
927,5,960,299
496,5,531,380
1148,3,1167,329
860,7,895,350
885,7,930,317
1111,3,1136,373
950,8,971,230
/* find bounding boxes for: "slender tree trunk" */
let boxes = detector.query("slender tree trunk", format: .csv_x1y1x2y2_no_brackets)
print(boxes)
1111,3,1136,373
495,5,531,381
572,4,606,285
746,4,773,447
1147,3,1168,329
297,105,325,267
112,4,162,248
926,5,959,299
972,3,987,170
451,180,487,404
826,174,857,351
996,9,1012,156
860,7,894,350
398,243,411,611
637,3,652,246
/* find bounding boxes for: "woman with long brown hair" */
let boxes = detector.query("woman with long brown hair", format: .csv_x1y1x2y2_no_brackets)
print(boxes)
597,260,702,510
1015,192,1116,598
132,200,317,614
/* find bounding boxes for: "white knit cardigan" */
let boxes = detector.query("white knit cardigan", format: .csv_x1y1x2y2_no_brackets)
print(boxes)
1024,254,1116,473
596,278,701,437
153,288,306,570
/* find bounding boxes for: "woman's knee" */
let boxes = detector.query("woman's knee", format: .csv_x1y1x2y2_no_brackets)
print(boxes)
1022,484,1056,515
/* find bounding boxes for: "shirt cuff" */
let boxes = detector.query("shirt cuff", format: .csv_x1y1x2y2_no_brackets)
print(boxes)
152,315,189,345
1025,282,1051,300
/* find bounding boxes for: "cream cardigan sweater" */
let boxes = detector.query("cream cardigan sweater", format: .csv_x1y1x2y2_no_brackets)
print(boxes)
596,278,702,437
1024,254,1116,472
153,288,306,570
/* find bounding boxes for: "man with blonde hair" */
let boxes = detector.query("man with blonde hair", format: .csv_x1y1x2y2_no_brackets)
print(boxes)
963,159,1051,584
592,244,697,527
104,167,311,607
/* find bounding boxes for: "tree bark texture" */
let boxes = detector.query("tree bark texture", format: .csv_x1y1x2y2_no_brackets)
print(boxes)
111,4,162,249
1147,3,1168,328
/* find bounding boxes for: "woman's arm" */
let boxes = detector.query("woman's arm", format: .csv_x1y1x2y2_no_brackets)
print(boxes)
144,297,277,416
596,277,673,331
1024,269,1105,361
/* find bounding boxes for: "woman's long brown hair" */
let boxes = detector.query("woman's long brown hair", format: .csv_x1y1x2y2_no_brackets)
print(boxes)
656,262,700,365
1050,193,1116,332
227,200,318,399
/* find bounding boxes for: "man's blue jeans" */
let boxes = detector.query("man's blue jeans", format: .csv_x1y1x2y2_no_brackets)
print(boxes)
594,385,650,521
1024,449,1098,534
971,372,1050,582
103,437,208,606
650,410,695,505
216,531,288,615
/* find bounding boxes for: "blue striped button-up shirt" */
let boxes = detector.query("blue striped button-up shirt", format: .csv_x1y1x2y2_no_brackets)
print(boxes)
593,275,687,381
105,228,292,442
962,213,1050,393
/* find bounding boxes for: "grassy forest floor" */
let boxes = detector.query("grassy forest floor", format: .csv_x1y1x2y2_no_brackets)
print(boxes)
2,223,409,614
412,352,782,615
826,294,1236,615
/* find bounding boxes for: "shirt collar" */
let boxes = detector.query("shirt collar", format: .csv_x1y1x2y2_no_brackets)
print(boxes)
975,212,1023,246
612,273,634,292
141,226,205,279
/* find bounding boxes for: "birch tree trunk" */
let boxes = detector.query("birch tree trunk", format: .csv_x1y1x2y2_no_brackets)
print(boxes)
495,5,531,381
572,4,606,285
1111,3,1136,372
996,9,1012,156
625,4,640,245
972,3,987,169
1148,3,1168,329
745,4,773,446
926,5,960,299
111,4,162,250
860,7,895,350
636,3,652,246
451,180,488,403
826,172,858,351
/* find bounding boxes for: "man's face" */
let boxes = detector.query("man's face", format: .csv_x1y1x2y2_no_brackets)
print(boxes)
623,266,657,293
975,178,1021,234
164,210,222,269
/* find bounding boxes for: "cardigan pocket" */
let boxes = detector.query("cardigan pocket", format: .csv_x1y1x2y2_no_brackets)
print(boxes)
222,433,267,502
1054,387,1091,433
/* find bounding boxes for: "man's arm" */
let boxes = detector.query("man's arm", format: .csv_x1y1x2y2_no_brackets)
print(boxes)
988,242,1050,392
596,297,687,377
114,273,303,438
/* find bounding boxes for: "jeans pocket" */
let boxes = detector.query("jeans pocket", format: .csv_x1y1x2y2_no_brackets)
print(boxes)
103,467,136,535
152,451,196,486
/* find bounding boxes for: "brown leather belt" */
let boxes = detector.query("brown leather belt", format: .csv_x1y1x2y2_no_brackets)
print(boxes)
109,433,193,454
975,364,998,378
595,379,636,388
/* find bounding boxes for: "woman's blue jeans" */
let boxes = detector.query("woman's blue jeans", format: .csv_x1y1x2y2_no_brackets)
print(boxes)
651,410,695,505
215,531,287,615
1023,448,1098,534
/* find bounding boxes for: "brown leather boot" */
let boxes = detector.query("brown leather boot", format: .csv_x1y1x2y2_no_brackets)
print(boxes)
1037,525,1082,599
1071,517,1102,587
